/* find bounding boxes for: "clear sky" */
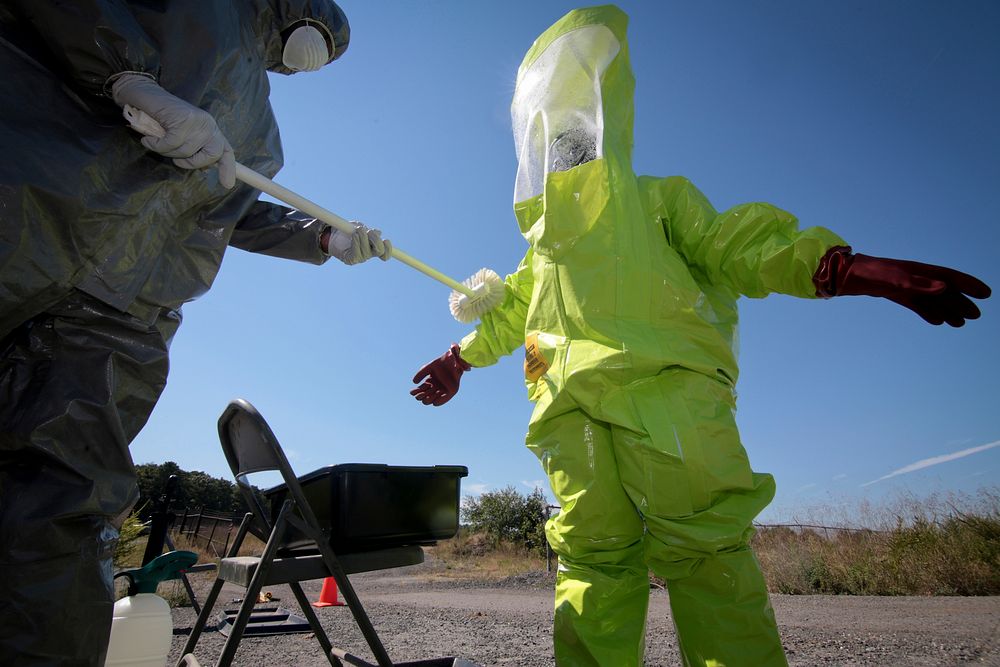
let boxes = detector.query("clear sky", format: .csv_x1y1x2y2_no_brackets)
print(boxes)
130,1,1000,524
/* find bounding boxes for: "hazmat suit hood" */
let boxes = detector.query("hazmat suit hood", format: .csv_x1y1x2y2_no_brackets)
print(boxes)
260,0,350,74
511,5,634,238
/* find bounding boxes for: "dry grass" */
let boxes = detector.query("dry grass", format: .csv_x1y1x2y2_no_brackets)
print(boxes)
116,488,999,599
430,489,1000,595
754,489,1000,595
426,530,548,580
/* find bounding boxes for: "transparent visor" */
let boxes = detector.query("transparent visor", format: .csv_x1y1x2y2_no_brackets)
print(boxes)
511,25,621,203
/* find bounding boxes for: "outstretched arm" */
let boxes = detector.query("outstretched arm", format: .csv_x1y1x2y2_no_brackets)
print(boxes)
643,175,846,299
643,176,990,324
411,249,534,406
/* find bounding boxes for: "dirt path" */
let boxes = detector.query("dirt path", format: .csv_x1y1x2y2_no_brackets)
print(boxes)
169,568,1000,666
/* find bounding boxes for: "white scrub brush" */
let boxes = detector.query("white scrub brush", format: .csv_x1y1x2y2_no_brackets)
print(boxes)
448,268,504,323
123,106,504,323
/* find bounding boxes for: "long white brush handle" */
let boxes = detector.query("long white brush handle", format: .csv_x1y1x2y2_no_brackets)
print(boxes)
232,165,474,295
123,106,476,297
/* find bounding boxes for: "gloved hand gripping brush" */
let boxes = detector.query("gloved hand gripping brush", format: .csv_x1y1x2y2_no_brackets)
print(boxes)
122,106,504,323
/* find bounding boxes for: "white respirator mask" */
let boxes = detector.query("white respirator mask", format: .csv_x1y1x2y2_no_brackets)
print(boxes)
282,25,330,72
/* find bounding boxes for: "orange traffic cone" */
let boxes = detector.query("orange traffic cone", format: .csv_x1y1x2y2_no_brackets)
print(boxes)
312,577,346,607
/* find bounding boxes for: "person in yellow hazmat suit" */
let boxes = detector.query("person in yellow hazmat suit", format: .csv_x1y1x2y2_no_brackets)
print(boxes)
411,5,991,666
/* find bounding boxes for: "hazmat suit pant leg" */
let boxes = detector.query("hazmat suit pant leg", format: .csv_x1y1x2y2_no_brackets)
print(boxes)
614,370,786,667
527,408,650,667
0,291,178,667
663,546,782,667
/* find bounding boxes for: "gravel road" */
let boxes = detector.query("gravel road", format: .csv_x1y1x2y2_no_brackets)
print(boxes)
168,561,1000,666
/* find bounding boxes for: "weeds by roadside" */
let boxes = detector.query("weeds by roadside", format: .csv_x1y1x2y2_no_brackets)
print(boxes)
115,487,1000,600
427,529,548,580
754,488,1000,595
436,487,1000,596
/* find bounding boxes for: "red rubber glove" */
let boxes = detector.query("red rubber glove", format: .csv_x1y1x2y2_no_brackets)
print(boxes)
411,344,471,406
814,246,991,327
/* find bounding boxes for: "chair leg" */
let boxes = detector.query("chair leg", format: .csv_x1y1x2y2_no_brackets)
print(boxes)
178,569,203,615
314,544,394,667
178,575,225,665
165,532,203,614
178,513,255,666
216,503,293,667
214,589,258,667
289,582,343,666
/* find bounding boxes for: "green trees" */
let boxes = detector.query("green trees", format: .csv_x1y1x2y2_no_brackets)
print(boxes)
134,461,243,518
461,486,549,554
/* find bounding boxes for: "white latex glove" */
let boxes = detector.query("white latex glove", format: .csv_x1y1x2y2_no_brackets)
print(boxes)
282,25,330,72
111,73,236,188
324,223,393,265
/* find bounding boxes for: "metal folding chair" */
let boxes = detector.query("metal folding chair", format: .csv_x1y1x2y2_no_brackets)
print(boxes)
179,399,470,667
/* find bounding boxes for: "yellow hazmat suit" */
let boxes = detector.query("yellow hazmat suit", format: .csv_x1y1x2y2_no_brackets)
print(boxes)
458,6,846,666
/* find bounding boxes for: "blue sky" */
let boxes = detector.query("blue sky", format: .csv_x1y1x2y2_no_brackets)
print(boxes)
130,1,1000,524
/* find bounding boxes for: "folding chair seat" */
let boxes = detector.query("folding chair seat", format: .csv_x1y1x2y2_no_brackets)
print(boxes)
178,399,470,667
215,547,422,589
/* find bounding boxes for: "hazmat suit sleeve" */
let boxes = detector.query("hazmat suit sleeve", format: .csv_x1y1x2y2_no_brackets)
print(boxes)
644,176,847,299
228,200,330,265
6,0,160,95
458,250,535,367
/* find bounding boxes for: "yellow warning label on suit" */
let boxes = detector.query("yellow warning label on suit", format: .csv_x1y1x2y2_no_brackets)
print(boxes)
524,333,550,382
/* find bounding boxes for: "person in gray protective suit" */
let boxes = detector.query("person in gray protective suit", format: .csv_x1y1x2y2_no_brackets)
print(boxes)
0,2,385,664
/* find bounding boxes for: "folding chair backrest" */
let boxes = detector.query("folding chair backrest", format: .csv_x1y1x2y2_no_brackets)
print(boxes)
217,399,320,543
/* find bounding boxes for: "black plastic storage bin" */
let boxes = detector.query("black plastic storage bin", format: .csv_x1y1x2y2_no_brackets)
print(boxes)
264,464,468,553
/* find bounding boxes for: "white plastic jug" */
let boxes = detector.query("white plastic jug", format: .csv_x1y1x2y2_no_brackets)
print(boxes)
104,593,173,666
104,550,198,667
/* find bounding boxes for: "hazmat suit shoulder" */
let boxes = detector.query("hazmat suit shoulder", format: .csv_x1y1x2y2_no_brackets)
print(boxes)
638,175,847,299
0,0,348,331
459,249,535,368
0,0,160,96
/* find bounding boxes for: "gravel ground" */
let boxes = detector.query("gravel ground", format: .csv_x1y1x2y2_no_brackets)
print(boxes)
168,559,1000,666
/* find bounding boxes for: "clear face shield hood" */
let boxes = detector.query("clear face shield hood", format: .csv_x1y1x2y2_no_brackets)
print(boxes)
511,24,621,205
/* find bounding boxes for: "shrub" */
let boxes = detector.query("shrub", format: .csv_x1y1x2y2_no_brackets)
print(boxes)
113,510,147,569
461,486,549,555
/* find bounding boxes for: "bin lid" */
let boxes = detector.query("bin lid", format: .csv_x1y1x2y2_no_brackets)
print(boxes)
263,463,469,494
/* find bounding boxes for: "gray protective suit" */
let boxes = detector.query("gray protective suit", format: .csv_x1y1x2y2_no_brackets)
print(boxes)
0,2,349,664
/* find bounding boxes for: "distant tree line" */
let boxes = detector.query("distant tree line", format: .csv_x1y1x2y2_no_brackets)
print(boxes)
134,461,246,519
